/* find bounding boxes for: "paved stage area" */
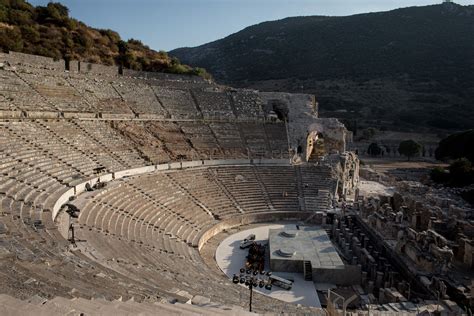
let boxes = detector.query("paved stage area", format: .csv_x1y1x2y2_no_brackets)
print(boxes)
215,224,322,307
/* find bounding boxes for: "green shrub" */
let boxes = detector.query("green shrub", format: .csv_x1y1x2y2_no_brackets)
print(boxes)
430,167,449,184
435,130,474,163
0,26,23,51
398,140,422,161
20,24,39,43
8,8,32,25
0,5,8,22
449,158,474,187
367,142,382,156
461,189,474,205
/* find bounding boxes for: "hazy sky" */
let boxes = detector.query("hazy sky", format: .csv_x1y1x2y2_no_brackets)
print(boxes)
29,0,474,51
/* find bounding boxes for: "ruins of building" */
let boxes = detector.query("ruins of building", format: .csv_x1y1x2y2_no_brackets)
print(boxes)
352,186,474,312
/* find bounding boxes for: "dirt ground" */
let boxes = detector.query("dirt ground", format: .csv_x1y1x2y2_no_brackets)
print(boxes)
362,157,447,174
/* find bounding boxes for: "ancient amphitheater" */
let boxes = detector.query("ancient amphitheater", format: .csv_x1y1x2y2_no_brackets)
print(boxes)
0,51,469,315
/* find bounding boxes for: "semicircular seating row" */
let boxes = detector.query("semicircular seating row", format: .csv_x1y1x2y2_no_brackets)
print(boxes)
0,65,266,121
74,165,332,312
0,118,329,313
0,120,169,302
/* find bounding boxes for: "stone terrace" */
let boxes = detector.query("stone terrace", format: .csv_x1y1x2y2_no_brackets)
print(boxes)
0,58,271,121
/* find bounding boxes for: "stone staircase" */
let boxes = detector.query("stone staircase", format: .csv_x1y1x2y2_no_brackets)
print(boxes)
206,169,245,214
295,166,306,211
164,173,215,219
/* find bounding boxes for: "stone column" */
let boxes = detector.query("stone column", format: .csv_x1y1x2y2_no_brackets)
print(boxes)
340,237,345,249
368,281,374,294
335,229,341,243
360,234,367,247
346,248,352,259
384,263,391,275
370,262,377,280
361,271,368,288
352,256,358,265
355,242,362,258
375,271,384,289
389,271,398,288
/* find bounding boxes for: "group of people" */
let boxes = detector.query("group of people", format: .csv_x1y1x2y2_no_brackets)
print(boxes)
245,242,266,273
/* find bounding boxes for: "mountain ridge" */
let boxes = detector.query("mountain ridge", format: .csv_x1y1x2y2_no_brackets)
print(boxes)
170,3,474,132
171,3,474,82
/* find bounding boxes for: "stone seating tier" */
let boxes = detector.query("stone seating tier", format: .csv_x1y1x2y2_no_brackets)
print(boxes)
0,158,334,313
230,90,265,120
0,66,272,121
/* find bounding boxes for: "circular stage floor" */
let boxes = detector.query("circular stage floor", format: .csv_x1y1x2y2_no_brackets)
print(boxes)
215,224,322,308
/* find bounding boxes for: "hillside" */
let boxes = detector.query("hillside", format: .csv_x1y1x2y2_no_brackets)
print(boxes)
171,3,474,132
0,0,210,78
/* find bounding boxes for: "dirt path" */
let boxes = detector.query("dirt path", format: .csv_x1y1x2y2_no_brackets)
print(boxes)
362,157,447,174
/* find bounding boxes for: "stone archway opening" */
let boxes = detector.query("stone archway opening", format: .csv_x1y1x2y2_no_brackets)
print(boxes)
306,131,325,162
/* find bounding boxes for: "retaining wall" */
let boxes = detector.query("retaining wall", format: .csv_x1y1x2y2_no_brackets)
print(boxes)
197,211,320,250
52,159,292,220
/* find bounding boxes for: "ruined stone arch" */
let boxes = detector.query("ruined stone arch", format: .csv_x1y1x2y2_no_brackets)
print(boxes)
306,124,326,162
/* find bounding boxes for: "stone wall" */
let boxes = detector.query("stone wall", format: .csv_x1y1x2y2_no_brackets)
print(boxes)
328,152,360,199
0,51,206,80
198,211,319,250
122,68,205,82
308,118,347,155
259,92,315,151
313,265,361,285
68,60,79,72
52,159,293,220
1,51,64,71
79,62,118,76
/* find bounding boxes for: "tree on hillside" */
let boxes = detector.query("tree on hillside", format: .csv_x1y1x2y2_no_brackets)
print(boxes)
461,189,474,205
435,130,474,163
36,2,71,27
449,158,473,186
367,142,382,157
430,166,450,184
431,158,474,187
398,140,421,160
